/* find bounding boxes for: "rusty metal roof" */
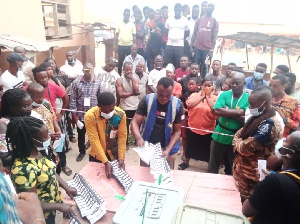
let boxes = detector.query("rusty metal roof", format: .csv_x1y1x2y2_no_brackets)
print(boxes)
220,32,300,49
0,33,55,52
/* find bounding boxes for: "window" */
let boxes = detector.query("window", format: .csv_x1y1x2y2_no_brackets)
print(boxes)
42,0,72,40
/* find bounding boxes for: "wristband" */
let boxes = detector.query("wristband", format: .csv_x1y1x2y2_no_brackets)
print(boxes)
33,219,46,224
269,170,276,175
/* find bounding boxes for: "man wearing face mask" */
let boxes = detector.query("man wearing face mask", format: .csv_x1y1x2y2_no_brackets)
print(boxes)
0,52,27,92
84,92,127,179
70,63,102,162
245,63,268,91
60,50,83,82
243,131,300,224
232,86,283,203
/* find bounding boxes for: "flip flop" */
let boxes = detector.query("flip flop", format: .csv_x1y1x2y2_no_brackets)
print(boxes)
62,166,72,176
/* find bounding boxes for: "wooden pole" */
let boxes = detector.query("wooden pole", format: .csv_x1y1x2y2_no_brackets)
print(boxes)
286,48,292,72
245,43,249,70
270,45,274,74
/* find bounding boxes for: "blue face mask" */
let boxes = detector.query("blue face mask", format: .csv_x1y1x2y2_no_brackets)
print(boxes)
253,72,264,81
34,137,51,151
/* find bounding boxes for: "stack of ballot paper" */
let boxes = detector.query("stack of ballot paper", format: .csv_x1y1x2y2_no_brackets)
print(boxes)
134,142,173,186
67,173,106,224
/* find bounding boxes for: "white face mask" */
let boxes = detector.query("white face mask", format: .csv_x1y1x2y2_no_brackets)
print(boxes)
101,110,115,119
34,137,51,151
32,101,42,107
249,101,265,116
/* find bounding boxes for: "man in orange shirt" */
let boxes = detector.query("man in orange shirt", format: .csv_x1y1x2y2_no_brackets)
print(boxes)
166,63,182,98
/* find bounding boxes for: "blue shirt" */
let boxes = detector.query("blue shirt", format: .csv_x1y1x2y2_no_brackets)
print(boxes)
245,77,267,90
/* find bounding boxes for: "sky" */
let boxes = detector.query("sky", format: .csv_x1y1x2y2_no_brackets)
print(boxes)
85,0,300,26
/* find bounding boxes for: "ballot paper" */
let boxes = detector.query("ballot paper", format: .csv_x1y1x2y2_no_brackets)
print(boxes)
67,173,106,224
110,160,134,193
133,142,173,186
258,159,267,181
53,134,65,153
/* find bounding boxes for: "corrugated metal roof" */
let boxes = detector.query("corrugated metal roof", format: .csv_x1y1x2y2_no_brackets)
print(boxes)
0,33,55,52
220,32,300,49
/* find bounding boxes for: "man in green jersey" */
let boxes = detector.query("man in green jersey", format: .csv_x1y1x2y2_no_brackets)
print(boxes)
207,72,249,175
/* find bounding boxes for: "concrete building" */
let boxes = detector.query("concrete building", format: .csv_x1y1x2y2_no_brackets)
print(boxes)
0,0,96,70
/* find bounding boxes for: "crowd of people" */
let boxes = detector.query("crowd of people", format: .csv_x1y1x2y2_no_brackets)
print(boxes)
0,2,299,224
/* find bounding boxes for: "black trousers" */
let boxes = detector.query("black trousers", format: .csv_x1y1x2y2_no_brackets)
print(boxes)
89,155,102,163
125,110,136,144
137,48,145,58
117,45,131,75
164,45,184,69
77,121,86,155
207,139,234,175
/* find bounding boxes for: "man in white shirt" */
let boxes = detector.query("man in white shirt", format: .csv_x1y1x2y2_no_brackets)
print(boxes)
60,50,83,82
14,46,36,84
134,61,148,100
95,57,121,100
123,44,145,72
0,52,27,92
164,3,190,69
148,55,166,93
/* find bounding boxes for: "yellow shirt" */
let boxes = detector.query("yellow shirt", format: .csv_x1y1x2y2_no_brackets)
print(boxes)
116,21,136,46
84,106,127,163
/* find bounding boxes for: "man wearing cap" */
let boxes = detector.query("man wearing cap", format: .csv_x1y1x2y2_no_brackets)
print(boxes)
0,52,27,92
14,46,36,84
165,63,182,98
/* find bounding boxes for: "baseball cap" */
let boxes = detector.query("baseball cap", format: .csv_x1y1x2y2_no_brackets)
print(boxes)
7,52,27,63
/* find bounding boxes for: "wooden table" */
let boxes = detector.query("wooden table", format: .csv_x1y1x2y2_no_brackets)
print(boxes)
63,162,242,223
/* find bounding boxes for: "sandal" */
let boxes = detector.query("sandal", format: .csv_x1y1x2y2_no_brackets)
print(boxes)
178,162,189,170
62,166,72,176
69,135,77,143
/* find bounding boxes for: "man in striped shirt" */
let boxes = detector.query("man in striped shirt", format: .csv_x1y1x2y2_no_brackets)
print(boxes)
70,63,102,162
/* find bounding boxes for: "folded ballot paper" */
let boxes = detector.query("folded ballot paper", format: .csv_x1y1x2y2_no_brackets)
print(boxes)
133,142,173,186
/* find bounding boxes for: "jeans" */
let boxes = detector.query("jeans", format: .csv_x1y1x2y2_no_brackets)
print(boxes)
117,45,131,75
164,45,184,69
207,139,234,175
194,48,210,78
77,121,86,155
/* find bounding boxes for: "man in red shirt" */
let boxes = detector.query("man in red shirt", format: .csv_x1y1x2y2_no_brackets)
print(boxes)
32,66,69,119
190,3,219,78
175,56,190,81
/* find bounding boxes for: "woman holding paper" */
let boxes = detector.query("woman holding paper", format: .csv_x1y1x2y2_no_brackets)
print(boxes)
232,86,282,203
9,117,77,223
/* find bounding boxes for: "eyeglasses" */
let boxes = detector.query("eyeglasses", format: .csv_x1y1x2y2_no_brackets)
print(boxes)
279,146,294,158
